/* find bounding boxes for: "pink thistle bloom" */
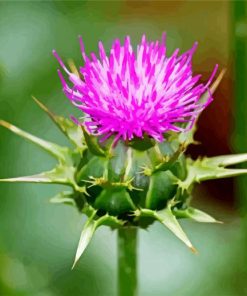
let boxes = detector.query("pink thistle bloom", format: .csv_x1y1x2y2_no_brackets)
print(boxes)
53,34,218,142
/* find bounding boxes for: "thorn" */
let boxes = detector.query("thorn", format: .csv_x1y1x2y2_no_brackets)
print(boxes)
74,184,89,195
139,166,152,176
133,209,141,217
210,68,226,93
127,211,137,217
32,95,46,109
71,261,77,270
0,119,11,129
190,246,198,254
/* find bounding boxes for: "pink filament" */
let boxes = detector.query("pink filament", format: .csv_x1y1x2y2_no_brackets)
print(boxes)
53,34,218,142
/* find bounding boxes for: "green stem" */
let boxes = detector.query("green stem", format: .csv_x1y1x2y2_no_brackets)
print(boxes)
232,0,247,282
118,227,138,296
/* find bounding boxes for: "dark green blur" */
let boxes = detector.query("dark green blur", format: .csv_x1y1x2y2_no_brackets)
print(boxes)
0,1,246,295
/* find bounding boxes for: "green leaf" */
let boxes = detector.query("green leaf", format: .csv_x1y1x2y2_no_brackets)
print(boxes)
205,153,247,167
178,158,247,191
100,215,125,228
156,203,196,253
72,212,97,269
0,119,68,163
135,205,196,252
50,191,76,206
173,207,222,223
82,126,106,157
72,213,124,268
0,165,85,193
199,167,247,181
32,97,85,152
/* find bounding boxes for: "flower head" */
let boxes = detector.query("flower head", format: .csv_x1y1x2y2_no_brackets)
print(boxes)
53,34,218,142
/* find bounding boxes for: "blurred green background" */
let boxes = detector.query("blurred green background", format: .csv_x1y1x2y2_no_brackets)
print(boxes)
0,1,247,295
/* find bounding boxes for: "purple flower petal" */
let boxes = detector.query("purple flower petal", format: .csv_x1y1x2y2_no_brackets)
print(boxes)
54,34,218,142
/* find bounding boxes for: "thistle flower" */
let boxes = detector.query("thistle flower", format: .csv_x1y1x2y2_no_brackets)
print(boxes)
53,34,218,143
2,34,247,285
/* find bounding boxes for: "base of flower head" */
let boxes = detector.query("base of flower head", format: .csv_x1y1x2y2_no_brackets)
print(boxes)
2,96,247,268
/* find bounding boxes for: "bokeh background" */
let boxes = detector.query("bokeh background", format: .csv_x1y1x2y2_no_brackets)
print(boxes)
0,1,246,295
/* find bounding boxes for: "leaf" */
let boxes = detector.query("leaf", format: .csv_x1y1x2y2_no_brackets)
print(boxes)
0,119,68,162
50,191,76,206
136,205,196,253
173,207,222,223
100,215,125,228
72,213,124,268
156,203,197,253
0,165,85,192
205,153,247,167
178,158,247,191
72,212,97,269
202,168,247,181
32,96,85,151
191,159,247,182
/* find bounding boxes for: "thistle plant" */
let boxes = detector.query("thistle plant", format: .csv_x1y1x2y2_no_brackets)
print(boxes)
1,34,247,296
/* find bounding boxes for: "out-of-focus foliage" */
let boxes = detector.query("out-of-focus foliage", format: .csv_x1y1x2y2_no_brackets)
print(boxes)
0,1,246,295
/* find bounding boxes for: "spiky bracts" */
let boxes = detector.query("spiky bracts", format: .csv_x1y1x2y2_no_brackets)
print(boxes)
53,34,218,143
2,87,247,266
0,35,244,267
